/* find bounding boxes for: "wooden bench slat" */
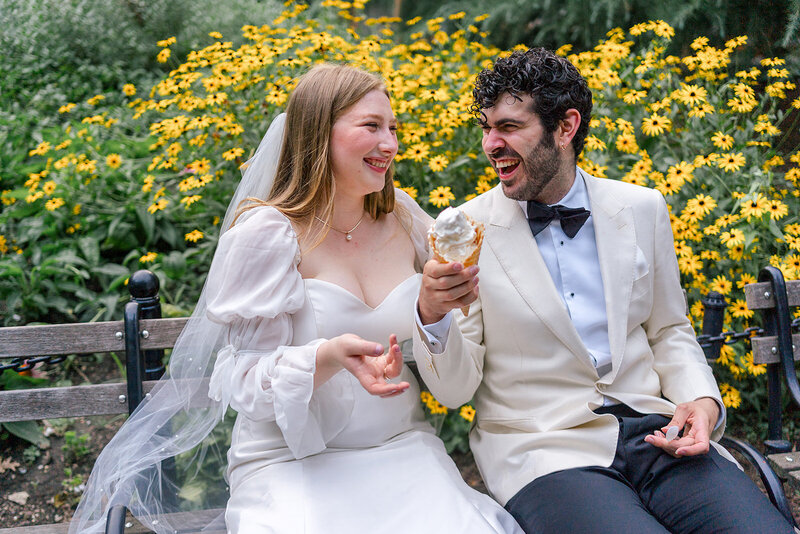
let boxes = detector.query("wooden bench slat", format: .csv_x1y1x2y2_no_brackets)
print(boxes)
744,280,800,309
0,381,157,422
0,378,213,423
0,321,125,358
0,318,189,358
137,317,189,350
751,334,800,364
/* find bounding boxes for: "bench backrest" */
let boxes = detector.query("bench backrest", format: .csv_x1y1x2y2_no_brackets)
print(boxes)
0,313,187,423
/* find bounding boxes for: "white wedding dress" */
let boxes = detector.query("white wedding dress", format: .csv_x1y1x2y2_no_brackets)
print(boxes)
204,200,522,534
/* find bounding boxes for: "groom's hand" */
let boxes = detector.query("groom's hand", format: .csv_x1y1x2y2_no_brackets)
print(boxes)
418,259,479,325
644,397,719,457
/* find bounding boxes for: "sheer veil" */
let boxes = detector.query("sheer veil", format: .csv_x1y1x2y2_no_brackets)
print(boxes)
69,113,288,534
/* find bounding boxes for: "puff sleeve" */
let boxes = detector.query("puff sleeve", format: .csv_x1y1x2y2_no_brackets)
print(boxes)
205,206,326,458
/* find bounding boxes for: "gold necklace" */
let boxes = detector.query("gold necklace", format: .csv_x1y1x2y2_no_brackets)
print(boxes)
314,214,365,241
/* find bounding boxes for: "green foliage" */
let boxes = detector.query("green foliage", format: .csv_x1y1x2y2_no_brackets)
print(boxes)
22,445,42,464
0,370,50,447
62,431,91,464
420,392,473,454
393,0,800,72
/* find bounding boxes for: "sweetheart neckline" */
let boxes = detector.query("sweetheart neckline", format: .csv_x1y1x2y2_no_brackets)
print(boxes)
303,273,421,311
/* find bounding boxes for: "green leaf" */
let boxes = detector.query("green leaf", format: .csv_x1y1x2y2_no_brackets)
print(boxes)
78,236,100,266
2,421,50,448
0,369,48,390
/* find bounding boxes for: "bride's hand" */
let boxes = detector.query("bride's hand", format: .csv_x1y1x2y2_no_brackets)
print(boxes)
316,334,409,397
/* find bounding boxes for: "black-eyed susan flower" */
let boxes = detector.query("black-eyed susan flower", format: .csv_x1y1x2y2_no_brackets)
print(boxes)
106,154,122,169
428,155,449,172
739,193,768,219
711,132,734,150
185,229,204,242
459,405,475,422
767,200,788,220
719,383,742,409
139,252,158,264
428,186,455,208
641,113,671,136
717,152,746,172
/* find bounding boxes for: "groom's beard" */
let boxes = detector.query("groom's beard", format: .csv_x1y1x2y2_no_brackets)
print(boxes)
492,133,560,202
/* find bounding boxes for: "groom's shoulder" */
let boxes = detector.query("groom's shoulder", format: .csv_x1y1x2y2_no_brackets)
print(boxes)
461,185,504,219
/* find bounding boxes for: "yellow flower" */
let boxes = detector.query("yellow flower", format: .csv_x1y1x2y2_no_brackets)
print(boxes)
719,383,742,409
222,147,245,161
45,197,65,211
720,229,745,247
711,132,734,150
717,152,745,172
428,155,449,172
739,193,768,220
157,36,176,47
59,103,76,113
28,141,51,156
185,229,204,242
709,275,732,295
767,200,788,220
737,273,757,288
209,31,223,39
459,405,476,422
615,133,639,153
139,252,158,263
584,135,607,151
407,143,430,162
123,84,136,96
622,90,647,104
181,195,202,209
428,186,455,208
86,94,105,106
0,235,7,254
147,198,169,213
42,181,57,195
641,113,671,136
106,153,122,169
157,48,171,63
675,83,707,106
685,194,716,218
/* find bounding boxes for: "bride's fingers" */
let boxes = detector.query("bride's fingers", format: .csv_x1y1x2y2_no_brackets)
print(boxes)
384,334,403,380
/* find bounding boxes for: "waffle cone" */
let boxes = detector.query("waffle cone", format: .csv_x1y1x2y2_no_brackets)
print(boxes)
429,214,484,316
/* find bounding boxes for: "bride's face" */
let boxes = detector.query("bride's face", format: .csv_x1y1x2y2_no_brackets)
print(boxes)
330,90,398,197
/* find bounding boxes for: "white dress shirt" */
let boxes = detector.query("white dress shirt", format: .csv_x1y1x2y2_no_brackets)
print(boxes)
419,168,612,377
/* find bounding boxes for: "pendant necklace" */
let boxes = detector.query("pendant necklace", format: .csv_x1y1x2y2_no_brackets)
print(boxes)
314,214,365,242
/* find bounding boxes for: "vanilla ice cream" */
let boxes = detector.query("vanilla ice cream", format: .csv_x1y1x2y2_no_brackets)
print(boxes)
429,207,477,263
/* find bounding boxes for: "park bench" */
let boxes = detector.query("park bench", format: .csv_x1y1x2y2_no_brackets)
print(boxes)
1,268,799,532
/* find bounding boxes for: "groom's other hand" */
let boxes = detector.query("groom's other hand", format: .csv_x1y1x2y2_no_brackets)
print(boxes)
418,260,479,325
644,397,719,458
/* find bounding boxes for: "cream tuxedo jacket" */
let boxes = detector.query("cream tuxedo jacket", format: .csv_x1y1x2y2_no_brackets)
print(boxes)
413,171,726,505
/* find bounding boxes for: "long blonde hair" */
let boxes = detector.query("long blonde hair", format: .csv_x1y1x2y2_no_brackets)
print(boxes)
236,64,396,242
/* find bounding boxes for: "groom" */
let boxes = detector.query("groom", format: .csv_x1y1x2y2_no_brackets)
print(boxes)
413,48,793,533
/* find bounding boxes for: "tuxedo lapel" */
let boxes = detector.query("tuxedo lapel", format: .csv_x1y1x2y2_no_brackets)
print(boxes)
584,174,636,379
484,188,591,365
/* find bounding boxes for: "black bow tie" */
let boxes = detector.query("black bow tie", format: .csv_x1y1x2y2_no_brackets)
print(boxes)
526,201,591,238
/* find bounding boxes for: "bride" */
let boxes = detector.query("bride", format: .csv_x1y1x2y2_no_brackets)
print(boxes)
70,63,522,534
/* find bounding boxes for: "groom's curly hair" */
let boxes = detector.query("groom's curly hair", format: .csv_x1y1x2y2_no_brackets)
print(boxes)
471,47,593,159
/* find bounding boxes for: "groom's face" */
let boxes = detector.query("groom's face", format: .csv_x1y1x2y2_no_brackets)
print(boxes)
480,93,561,203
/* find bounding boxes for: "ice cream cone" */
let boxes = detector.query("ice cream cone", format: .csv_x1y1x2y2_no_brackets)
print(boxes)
429,213,484,316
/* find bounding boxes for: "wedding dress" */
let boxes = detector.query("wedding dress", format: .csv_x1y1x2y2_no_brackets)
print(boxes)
205,195,523,534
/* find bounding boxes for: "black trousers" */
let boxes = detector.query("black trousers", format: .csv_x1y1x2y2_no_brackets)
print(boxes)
505,405,794,533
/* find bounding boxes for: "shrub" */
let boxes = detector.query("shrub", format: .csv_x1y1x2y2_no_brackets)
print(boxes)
2,2,798,440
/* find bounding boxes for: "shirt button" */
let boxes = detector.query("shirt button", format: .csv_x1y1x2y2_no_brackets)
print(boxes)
560,241,564,246
570,292,575,298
